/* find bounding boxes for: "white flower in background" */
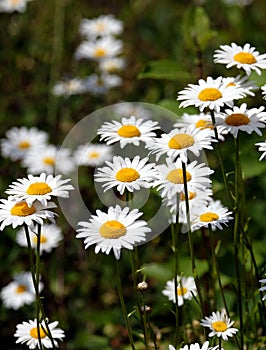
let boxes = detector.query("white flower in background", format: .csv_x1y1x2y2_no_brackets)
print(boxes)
75,36,123,61
177,76,244,112
201,311,238,341
256,140,266,161
74,143,113,167
261,84,266,100
162,275,197,306
1,271,43,309
259,276,266,300
98,115,160,148
222,75,258,97
1,126,48,161
0,0,33,13
214,42,266,75
52,77,87,96
112,103,153,120
79,14,123,39
77,205,150,260
16,223,63,254
84,73,122,95
14,318,65,349
99,57,126,73
177,341,220,350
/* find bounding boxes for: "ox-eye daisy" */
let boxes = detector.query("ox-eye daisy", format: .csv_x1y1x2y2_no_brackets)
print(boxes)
214,42,266,76
256,141,266,161
0,198,56,230
1,126,48,161
146,125,215,163
99,57,126,73
16,223,63,254
74,143,112,167
222,75,258,97
84,73,122,96
215,103,266,138
177,76,244,112
169,341,219,350
98,115,160,148
200,311,238,341
94,155,157,195
261,84,266,100
259,276,266,300
162,275,197,306
5,173,74,207
76,205,151,260
14,318,65,349
52,77,87,97
0,0,33,13
79,14,123,39
1,271,43,310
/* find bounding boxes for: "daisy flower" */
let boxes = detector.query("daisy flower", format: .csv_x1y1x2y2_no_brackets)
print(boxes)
79,14,123,39
1,126,48,161
261,84,266,100
146,125,215,163
14,318,65,349
0,0,33,13
75,36,123,61
215,103,266,139
74,143,113,167
177,76,244,112
76,205,151,260
1,271,43,310
153,158,214,200
98,115,160,148
256,140,266,161
200,311,238,341
190,199,233,231
170,341,219,350
84,73,122,95
0,198,56,230
222,75,258,97
259,276,266,300
162,275,197,306
99,57,126,73
94,155,157,195
16,223,63,254
5,173,74,207
214,42,266,76
52,77,87,96
113,103,153,120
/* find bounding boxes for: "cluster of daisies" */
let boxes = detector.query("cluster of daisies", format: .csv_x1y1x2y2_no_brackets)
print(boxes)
0,0,33,13
53,14,125,97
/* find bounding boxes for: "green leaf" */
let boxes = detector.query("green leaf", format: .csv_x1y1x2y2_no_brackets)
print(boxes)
138,59,190,80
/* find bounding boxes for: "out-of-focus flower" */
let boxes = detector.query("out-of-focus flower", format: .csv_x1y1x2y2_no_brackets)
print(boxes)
74,143,113,167
52,77,87,96
0,0,33,13
99,57,126,73
162,275,197,306
79,14,123,39
84,73,122,95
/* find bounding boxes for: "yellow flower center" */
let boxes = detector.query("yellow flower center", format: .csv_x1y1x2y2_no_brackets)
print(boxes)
88,152,100,159
33,234,47,244
226,82,236,87
180,191,196,201
94,48,107,58
30,327,47,339
9,0,22,5
18,141,31,149
16,284,26,294
225,113,250,126
117,125,141,138
200,212,219,222
26,182,52,195
116,168,140,182
177,286,188,296
166,169,192,184
99,220,127,239
43,157,55,166
198,88,222,101
212,321,228,332
11,202,36,216
195,119,213,129
233,52,257,64
96,22,106,32
168,134,195,149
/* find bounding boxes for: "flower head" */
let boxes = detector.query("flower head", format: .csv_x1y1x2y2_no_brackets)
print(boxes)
222,75,258,97
162,275,197,306
52,77,87,97
174,341,219,350
74,143,113,167
79,14,123,39
83,73,122,95
0,0,33,13
200,311,238,340
261,84,266,100
76,205,151,260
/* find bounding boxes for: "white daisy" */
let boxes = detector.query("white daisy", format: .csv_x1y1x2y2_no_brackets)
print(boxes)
99,57,126,73
261,84,266,100
14,318,65,349
1,271,43,310
178,341,219,350
75,36,123,61
16,223,63,254
52,77,87,96
76,205,151,260
5,173,74,207
259,276,266,300
215,103,266,138
0,198,56,230
84,73,122,95
146,125,215,163
256,140,266,161
112,103,153,120
200,311,238,341
222,75,258,97
79,14,123,39
153,158,214,200
97,115,160,148
190,199,233,231
74,143,113,167
177,76,244,112
94,155,157,195
0,0,33,13
162,275,197,306
1,126,48,161
214,42,266,75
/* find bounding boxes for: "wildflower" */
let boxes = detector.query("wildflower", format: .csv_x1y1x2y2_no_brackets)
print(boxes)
169,341,220,350
14,318,65,349
214,42,266,75
190,199,233,231
1,272,43,310
0,198,56,230
76,205,151,260
0,0,33,13
74,143,113,167
113,103,153,120
79,14,123,39
5,173,74,207
1,126,48,161
98,115,160,148
16,223,63,254
256,140,266,161
222,75,258,97
52,77,87,96
259,276,266,300
200,311,238,340
177,76,244,112
146,125,215,163
162,275,197,306
99,57,126,73
94,155,157,195
84,73,122,95
261,84,266,100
